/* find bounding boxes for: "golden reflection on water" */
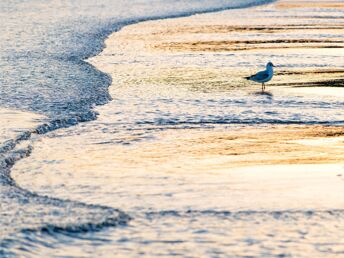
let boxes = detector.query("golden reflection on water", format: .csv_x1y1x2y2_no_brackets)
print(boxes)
13,125,344,211
90,1,344,91
9,0,344,256
13,0,344,222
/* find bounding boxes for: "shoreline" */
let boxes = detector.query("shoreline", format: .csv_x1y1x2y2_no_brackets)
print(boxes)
13,0,344,207
6,0,344,256
86,0,344,174
89,0,344,113
0,0,292,244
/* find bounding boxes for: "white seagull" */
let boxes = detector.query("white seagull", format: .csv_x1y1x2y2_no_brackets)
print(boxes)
245,62,275,91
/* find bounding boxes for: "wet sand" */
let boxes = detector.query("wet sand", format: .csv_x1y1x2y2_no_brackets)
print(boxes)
89,0,344,153
9,0,344,256
83,0,344,209
14,0,344,210
12,124,344,212
95,0,344,91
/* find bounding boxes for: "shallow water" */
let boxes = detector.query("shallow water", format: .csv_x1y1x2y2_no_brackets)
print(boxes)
1,0,279,256
3,0,344,257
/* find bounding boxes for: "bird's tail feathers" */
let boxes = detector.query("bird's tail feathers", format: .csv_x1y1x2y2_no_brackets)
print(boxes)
244,76,251,80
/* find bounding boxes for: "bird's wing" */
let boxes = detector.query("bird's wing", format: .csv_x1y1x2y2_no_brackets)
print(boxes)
251,70,269,80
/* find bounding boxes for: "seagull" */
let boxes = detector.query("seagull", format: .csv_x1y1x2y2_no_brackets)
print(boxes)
245,62,275,91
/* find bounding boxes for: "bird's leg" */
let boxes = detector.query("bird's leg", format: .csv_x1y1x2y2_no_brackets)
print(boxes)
261,83,264,92
263,83,265,91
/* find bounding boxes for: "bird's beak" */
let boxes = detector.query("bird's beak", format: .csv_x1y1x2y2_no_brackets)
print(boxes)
272,64,276,67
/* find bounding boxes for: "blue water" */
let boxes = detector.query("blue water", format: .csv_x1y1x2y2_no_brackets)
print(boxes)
0,0,272,121
0,0,281,257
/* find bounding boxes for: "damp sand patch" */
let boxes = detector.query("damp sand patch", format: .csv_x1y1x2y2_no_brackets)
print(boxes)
9,2,344,256
12,124,344,211
78,0,344,212
92,0,344,93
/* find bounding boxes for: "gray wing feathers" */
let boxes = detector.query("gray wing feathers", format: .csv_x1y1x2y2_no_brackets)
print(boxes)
251,70,269,81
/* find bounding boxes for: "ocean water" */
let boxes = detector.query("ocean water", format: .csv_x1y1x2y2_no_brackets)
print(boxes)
2,0,344,257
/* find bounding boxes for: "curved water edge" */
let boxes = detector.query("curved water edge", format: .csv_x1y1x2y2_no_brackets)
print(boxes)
4,0,344,256
0,0,278,154
0,0,277,122
0,0,280,254
0,128,130,256
11,0,344,255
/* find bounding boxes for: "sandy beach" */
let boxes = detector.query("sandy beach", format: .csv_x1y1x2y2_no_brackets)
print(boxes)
86,0,344,171
6,0,344,257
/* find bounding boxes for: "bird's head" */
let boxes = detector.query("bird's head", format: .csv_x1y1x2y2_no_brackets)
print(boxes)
266,62,276,68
